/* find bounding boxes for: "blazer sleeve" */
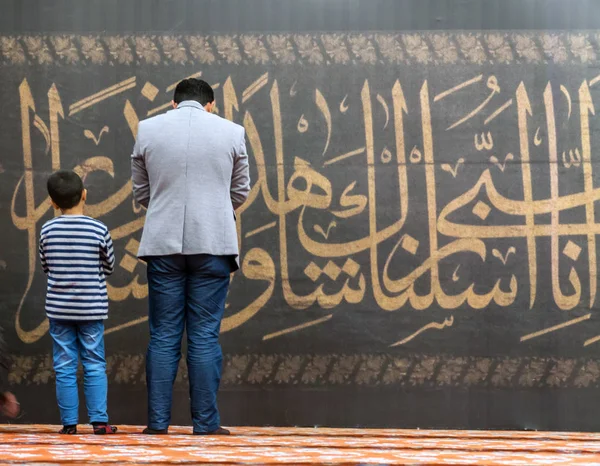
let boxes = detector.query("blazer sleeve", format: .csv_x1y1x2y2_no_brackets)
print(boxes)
131,123,150,209
230,127,250,210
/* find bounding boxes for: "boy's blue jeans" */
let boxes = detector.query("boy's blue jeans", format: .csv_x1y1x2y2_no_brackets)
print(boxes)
49,319,108,426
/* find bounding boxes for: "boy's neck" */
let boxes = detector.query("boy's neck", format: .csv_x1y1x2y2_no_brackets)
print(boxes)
60,207,85,216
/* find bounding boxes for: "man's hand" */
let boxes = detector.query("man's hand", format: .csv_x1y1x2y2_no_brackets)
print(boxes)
1,392,20,418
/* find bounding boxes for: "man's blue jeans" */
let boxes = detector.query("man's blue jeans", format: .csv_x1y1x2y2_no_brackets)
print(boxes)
49,320,108,426
146,254,231,433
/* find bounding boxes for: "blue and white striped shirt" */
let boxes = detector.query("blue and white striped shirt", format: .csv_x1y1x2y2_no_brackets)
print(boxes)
39,215,115,321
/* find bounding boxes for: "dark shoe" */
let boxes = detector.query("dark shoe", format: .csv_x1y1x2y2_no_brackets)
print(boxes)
194,427,230,436
143,427,168,435
93,423,118,435
59,425,77,435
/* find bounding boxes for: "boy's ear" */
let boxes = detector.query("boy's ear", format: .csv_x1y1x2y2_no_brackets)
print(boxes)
81,189,88,202
50,200,60,210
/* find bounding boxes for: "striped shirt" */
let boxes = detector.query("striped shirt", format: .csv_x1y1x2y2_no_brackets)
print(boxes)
39,215,115,321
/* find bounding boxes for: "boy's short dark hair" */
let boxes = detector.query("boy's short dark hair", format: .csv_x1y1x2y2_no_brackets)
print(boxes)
173,78,214,106
47,170,84,210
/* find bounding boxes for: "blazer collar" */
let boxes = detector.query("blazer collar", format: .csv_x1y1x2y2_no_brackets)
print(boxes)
177,100,206,111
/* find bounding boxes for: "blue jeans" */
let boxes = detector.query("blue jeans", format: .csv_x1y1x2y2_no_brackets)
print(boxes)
146,254,232,433
49,320,108,426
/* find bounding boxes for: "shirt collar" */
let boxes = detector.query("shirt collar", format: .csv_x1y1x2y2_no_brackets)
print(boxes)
177,100,206,111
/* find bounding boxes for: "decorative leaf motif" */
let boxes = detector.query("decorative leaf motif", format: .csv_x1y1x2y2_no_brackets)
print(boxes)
348,35,377,64
456,34,486,64
547,359,576,387
431,34,458,64
569,34,596,63
213,36,242,64
487,34,513,63
375,34,404,64
295,34,323,64
355,355,385,385
322,34,350,64
24,36,52,64
135,36,161,64
160,36,187,64
241,35,269,64
52,36,78,64
519,359,547,387
514,34,541,62
80,36,106,64
463,358,492,386
0,33,596,65
403,34,431,63
105,36,134,64
0,37,26,64
541,34,568,63
186,36,215,64
437,357,467,386
267,35,296,64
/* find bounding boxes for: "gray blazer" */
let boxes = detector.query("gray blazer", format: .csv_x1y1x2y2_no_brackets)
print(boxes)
131,100,250,267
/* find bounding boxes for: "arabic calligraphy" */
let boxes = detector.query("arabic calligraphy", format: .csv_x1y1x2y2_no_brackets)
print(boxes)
8,65,600,352
390,316,455,347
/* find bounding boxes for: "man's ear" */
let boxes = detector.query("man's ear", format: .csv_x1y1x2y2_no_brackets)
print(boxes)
172,100,178,109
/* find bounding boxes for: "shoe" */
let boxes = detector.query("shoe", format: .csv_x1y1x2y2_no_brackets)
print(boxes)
142,427,168,435
59,425,77,435
93,424,118,435
194,427,230,435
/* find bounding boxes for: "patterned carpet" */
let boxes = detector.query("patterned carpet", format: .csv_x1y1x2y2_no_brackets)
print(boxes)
1,425,600,464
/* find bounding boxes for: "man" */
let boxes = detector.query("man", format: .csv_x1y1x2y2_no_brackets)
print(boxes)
131,78,250,435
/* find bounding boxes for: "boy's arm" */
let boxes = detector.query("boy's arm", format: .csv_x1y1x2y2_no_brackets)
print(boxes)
101,229,115,276
131,126,150,209
230,128,250,210
38,236,48,274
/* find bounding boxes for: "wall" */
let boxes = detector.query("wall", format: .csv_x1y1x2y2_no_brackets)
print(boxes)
2,0,600,430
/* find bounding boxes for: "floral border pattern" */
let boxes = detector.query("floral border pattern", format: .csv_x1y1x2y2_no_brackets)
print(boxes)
7,353,600,388
0,32,599,66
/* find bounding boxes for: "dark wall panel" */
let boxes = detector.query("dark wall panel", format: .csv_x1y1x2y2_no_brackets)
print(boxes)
2,0,600,430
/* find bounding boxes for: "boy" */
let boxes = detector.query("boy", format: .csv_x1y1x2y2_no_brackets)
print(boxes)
39,170,117,435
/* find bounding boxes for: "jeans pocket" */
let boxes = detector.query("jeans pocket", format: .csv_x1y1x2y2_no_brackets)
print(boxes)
207,255,234,278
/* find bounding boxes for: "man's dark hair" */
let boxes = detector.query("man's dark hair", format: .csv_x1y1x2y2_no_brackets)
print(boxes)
173,78,214,106
47,170,84,210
